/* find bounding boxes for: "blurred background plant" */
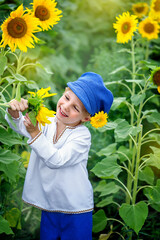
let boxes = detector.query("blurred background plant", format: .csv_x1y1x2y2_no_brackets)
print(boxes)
0,0,160,239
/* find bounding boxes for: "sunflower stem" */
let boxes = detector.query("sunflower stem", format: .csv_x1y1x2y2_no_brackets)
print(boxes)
145,40,149,61
126,37,136,204
16,51,23,74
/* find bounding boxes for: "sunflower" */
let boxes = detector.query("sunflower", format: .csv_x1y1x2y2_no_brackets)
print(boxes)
32,0,62,31
132,2,149,18
0,4,40,52
150,67,160,93
28,87,57,128
36,106,56,128
90,111,108,128
138,17,159,40
113,12,138,44
149,0,160,22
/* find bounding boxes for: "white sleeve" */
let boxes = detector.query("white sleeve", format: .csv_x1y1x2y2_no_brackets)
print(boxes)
5,110,31,139
28,130,91,169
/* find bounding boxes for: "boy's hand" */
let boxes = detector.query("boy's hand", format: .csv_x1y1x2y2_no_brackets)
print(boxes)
8,98,28,118
24,113,40,138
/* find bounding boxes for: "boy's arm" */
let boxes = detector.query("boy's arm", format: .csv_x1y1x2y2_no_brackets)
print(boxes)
5,98,33,139
28,129,91,168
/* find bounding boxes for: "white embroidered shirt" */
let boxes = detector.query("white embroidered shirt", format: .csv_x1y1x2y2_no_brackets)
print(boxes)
5,112,94,213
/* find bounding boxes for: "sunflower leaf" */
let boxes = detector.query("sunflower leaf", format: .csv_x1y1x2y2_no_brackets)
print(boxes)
119,201,148,234
28,111,37,126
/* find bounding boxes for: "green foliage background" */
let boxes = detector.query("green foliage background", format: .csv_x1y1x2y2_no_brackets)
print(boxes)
0,0,160,239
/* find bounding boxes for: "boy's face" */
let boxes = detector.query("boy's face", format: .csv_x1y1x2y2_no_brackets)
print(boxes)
56,89,90,127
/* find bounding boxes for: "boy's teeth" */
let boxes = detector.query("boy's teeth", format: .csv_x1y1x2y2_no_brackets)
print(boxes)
61,109,67,116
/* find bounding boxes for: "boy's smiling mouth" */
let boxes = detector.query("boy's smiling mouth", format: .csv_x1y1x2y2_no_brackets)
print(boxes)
59,107,68,117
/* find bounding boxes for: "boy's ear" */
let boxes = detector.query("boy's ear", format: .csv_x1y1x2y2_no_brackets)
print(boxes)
82,115,91,123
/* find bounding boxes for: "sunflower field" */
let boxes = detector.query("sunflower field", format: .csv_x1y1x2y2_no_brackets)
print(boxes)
0,0,160,239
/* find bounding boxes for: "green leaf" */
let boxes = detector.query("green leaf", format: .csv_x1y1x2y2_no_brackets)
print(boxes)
131,93,146,106
0,55,7,75
0,126,25,146
139,167,154,185
15,82,21,102
0,215,13,235
0,149,21,164
28,110,37,126
13,73,27,82
91,156,122,179
146,147,160,169
28,98,40,106
119,201,148,234
109,66,128,75
92,210,107,233
94,180,120,197
111,97,126,110
144,179,160,205
146,111,160,125
98,121,117,132
0,161,20,182
114,119,132,141
97,143,117,157
96,196,114,208
117,146,132,163
5,208,21,230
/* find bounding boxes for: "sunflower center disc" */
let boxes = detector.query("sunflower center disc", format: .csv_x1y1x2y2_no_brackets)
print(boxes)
136,7,145,13
7,17,27,38
153,70,160,86
35,5,50,21
154,0,160,11
122,22,131,34
144,23,154,33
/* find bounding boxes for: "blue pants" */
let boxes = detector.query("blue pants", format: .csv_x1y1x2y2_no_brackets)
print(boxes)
40,211,93,240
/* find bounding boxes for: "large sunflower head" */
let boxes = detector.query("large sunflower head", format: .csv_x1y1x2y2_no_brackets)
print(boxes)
150,67,160,93
113,12,138,44
0,4,41,52
132,2,149,18
90,111,108,128
32,0,62,31
149,0,160,22
138,17,159,40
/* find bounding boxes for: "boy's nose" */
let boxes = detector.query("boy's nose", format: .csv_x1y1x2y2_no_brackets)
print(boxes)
64,102,70,112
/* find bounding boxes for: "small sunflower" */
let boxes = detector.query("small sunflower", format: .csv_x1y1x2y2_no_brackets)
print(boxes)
90,111,108,128
132,2,149,18
150,67,160,93
149,0,160,22
28,87,57,129
0,4,40,52
113,12,138,44
32,0,62,31
138,17,159,40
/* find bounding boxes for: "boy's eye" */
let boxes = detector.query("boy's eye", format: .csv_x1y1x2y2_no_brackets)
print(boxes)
74,106,79,112
65,95,69,100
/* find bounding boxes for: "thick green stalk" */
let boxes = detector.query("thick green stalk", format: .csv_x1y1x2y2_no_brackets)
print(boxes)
16,51,23,74
126,37,136,204
132,125,143,204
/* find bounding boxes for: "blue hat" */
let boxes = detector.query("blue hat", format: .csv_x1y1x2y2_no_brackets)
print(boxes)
67,72,113,116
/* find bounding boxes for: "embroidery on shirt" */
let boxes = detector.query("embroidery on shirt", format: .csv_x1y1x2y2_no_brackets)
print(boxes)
28,131,42,145
23,199,93,214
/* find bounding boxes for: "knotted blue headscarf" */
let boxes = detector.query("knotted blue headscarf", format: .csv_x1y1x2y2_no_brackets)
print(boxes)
67,72,113,116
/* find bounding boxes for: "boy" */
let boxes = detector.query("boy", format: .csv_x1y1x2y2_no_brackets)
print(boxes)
6,72,113,240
